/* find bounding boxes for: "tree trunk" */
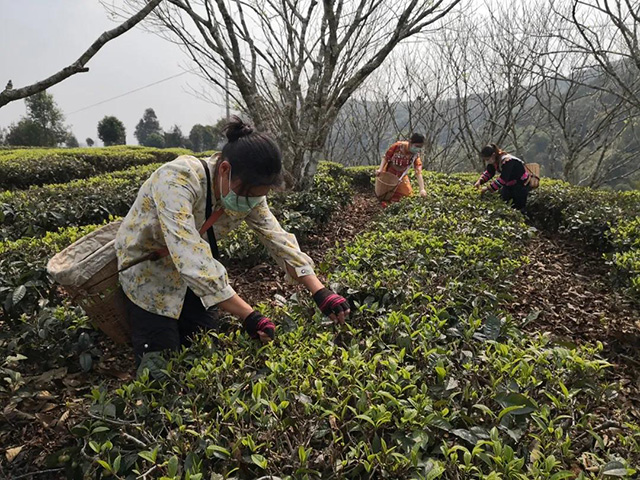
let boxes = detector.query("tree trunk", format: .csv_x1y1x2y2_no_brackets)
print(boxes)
291,149,323,190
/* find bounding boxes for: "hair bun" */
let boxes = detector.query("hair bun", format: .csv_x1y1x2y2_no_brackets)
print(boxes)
224,116,254,142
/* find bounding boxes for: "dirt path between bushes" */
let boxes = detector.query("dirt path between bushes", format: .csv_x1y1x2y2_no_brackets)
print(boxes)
505,232,640,424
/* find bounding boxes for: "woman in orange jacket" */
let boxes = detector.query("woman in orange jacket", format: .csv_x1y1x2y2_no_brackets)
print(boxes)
377,133,427,206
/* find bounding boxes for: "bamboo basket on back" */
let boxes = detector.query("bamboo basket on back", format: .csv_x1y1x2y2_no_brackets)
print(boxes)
375,171,402,201
524,163,541,189
47,221,130,344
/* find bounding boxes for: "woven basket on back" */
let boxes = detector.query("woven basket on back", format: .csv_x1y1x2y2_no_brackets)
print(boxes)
374,171,401,201
47,221,131,344
525,163,541,189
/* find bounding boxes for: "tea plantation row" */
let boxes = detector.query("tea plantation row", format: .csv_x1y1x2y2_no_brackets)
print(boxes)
62,179,638,479
0,163,163,240
0,146,196,189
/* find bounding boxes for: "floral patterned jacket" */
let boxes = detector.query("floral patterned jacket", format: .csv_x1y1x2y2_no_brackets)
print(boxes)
115,155,314,319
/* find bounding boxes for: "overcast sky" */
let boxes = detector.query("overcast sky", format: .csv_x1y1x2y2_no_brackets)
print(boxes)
0,0,226,146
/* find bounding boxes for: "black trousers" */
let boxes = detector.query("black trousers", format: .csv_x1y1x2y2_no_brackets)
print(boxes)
126,288,223,366
500,184,529,211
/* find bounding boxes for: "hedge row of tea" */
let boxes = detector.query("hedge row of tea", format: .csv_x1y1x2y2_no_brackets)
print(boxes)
0,160,352,243
0,163,162,240
66,177,637,479
527,180,640,301
0,163,351,320
0,146,195,189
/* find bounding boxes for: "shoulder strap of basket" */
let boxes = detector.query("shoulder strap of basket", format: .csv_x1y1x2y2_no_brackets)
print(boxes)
398,162,413,181
199,158,220,260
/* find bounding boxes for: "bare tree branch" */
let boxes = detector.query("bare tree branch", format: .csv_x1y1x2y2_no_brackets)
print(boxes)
0,0,164,109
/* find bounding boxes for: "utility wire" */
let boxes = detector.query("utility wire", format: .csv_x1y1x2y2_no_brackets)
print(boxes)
67,68,197,115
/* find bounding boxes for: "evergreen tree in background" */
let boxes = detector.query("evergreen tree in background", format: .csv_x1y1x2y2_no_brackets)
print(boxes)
65,133,79,148
97,116,126,146
134,108,163,146
189,119,225,152
6,91,69,146
145,132,165,148
164,124,188,148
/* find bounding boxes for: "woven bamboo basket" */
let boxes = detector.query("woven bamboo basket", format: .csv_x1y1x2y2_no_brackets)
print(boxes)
64,259,130,344
374,171,401,201
525,163,541,189
47,221,131,344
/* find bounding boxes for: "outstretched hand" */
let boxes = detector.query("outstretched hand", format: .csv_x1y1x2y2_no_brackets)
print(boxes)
313,288,350,324
244,311,275,342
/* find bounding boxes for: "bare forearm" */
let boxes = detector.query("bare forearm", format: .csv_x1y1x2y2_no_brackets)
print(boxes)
298,274,324,294
416,171,425,191
218,294,253,320
286,265,324,294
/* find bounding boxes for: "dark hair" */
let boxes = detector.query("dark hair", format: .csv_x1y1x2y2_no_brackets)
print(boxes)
219,116,284,191
480,143,504,159
410,133,425,144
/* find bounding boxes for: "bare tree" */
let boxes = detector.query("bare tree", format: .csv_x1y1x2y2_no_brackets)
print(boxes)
325,94,399,166
551,0,640,110
325,47,463,172
439,0,551,171
121,0,463,188
533,48,640,186
0,0,163,109
393,47,463,172
525,0,640,186
325,65,406,167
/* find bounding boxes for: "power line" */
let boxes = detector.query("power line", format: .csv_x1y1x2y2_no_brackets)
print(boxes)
67,69,197,115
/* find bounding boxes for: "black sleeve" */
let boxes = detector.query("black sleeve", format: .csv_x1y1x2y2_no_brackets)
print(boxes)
500,160,524,183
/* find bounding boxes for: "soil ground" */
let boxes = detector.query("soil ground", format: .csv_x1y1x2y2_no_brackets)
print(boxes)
506,233,640,427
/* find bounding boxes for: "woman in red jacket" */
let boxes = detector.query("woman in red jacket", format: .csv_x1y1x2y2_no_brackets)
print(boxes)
377,133,427,206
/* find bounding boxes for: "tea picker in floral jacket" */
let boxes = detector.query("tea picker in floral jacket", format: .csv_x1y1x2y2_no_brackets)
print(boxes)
115,117,350,366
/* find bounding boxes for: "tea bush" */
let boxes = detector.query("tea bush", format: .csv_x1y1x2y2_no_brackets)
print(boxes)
274,162,352,225
0,163,162,241
346,165,378,189
609,218,640,298
0,146,194,189
1,161,352,242
68,179,638,479
527,181,640,251
527,181,640,301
